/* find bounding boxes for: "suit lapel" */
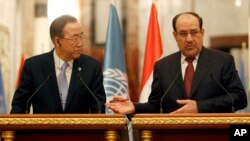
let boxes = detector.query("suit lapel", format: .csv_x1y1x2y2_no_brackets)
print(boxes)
64,58,81,110
190,47,213,97
169,52,185,97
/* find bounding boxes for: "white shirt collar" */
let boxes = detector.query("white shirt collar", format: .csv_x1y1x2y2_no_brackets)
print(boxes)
181,53,200,64
53,50,73,69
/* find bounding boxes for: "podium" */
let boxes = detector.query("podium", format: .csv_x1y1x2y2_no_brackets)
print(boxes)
1,113,250,141
0,114,127,141
132,113,250,141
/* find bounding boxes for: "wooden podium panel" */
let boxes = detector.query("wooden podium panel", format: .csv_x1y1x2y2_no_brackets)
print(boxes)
9,129,109,141
0,114,127,141
132,113,250,141
2,114,250,141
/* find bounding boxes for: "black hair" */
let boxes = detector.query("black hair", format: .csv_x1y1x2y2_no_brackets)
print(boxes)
172,12,203,31
49,15,78,43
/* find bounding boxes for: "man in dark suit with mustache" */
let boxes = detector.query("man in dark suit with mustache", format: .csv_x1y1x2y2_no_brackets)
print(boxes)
106,12,247,114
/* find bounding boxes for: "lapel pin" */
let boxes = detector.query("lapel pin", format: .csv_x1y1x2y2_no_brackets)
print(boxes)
78,67,81,71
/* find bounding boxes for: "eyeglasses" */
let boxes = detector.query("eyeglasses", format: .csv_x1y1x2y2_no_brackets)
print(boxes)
60,34,86,43
176,30,201,38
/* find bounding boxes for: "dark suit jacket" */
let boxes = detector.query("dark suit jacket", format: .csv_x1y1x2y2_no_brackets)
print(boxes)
135,47,247,113
11,50,106,114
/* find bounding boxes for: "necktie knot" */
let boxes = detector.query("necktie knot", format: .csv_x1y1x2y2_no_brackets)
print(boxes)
61,62,69,72
185,58,195,63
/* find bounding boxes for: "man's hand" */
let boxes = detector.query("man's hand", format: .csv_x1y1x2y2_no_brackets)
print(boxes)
105,96,135,114
170,99,198,114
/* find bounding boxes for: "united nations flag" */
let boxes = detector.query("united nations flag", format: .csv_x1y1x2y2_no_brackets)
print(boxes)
103,4,129,114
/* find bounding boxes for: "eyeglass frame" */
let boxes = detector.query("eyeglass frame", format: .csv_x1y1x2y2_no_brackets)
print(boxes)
59,34,86,43
175,29,202,38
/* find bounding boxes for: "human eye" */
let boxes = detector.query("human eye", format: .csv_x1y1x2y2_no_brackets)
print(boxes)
81,34,86,40
178,32,188,37
191,30,199,36
72,36,78,42
78,34,86,41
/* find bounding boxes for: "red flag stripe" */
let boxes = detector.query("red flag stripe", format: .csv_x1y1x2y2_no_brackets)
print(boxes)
16,54,25,88
139,3,163,101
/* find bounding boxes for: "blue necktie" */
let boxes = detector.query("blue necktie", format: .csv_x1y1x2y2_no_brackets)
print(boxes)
58,62,69,110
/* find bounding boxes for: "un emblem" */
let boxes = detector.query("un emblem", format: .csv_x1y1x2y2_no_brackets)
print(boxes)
103,68,129,113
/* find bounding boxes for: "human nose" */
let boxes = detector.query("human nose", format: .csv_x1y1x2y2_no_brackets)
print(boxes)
76,38,83,47
185,33,194,41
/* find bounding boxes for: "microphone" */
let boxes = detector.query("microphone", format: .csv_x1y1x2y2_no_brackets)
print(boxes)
160,71,180,113
77,74,101,114
25,74,52,114
210,74,235,113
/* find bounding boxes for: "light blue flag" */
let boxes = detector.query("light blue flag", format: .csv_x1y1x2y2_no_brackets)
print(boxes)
238,56,249,112
0,64,7,114
236,51,249,113
239,57,246,89
103,4,128,113
103,4,134,141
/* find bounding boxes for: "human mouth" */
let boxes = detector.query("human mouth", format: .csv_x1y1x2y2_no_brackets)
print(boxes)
186,45,194,49
75,50,82,54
